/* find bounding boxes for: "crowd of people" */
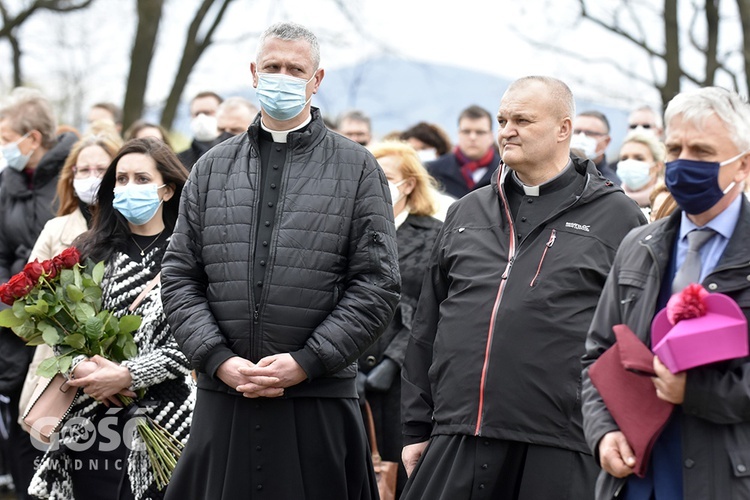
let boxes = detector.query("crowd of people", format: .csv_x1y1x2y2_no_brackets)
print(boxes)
0,20,748,500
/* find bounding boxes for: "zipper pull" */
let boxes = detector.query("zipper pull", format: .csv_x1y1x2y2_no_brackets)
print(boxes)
253,308,259,323
501,257,514,279
547,229,557,247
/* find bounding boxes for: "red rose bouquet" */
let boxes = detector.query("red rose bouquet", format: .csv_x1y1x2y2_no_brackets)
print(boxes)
0,247,182,489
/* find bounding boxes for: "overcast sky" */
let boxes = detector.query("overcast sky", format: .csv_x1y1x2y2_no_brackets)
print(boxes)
1,0,745,126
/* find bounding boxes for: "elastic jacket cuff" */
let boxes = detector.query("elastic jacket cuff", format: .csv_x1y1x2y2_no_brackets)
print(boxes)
202,345,236,379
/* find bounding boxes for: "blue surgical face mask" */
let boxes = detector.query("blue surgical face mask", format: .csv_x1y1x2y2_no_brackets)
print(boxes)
1,133,33,171
617,159,653,191
113,183,166,225
255,72,315,121
665,150,746,214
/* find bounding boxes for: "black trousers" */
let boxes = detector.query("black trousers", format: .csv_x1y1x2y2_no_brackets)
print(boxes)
402,434,599,500
0,391,40,500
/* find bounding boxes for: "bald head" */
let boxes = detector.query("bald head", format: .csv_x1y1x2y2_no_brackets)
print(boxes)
505,76,575,122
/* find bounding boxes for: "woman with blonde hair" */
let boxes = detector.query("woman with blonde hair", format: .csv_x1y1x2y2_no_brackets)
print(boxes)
616,130,666,218
359,140,443,496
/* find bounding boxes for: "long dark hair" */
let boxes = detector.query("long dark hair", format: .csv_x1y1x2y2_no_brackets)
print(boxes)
76,137,188,262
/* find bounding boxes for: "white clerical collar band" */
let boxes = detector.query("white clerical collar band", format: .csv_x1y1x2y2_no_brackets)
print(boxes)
260,115,312,143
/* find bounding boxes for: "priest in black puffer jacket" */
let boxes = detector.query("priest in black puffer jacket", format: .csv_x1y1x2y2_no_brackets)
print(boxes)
161,22,400,500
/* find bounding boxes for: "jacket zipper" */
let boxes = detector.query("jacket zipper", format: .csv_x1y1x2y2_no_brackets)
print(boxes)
475,167,516,436
529,229,556,286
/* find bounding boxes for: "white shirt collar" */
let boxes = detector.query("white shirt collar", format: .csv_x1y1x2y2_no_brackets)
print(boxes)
260,115,312,143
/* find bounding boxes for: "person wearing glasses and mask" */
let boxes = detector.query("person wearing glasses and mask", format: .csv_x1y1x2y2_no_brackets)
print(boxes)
18,131,123,432
628,105,664,140
161,22,400,500
0,89,77,499
426,105,501,199
30,138,193,500
572,110,621,185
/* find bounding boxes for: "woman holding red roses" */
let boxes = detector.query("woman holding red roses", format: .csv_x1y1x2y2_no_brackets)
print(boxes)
28,138,193,500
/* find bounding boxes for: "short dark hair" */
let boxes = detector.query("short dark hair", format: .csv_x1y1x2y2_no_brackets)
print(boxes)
577,110,610,133
77,137,188,262
458,105,493,126
192,91,223,105
399,122,453,156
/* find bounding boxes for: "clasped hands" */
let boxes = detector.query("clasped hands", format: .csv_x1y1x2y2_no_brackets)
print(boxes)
598,356,686,478
217,354,307,398
66,355,136,407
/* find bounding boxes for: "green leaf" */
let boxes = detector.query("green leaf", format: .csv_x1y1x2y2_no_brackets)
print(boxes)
84,316,104,339
58,355,73,374
118,315,142,335
24,299,49,316
123,339,138,359
73,266,83,289
12,300,29,320
66,284,84,302
60,269,75,288
42,328,62,346
25,335,47,346
14,319,38,340
64,333,86,350
92,261,105,286
99,335,116,353
82,286,102,304
38,321,58,339
36,357,59,378
0,308,25,327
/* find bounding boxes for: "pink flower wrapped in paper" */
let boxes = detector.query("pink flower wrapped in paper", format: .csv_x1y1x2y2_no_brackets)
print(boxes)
651,284,748,373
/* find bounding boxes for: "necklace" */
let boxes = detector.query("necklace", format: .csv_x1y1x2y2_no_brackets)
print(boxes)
131,230,164,257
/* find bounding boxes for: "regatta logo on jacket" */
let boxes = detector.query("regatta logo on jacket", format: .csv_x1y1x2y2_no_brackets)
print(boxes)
565,222,591,232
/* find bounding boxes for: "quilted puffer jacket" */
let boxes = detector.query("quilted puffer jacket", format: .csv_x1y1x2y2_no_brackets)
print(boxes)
161,108,401,398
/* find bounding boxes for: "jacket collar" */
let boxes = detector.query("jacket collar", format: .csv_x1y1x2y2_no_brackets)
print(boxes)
247,107,327,152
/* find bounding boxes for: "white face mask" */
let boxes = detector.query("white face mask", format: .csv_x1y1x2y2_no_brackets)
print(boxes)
388,179,407,206
73,176,103,205
0,150,6,175
570,133,599,160
417,148,437,163
616,159,653,191
190,113,219,142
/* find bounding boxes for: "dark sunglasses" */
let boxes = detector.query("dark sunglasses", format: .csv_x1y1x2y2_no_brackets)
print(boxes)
629,124,652,129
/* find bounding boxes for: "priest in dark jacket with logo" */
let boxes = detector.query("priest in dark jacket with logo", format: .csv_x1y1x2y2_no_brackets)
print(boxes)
161,22,400,500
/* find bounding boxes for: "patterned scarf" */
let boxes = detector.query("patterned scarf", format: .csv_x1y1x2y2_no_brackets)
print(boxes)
455,146,495,190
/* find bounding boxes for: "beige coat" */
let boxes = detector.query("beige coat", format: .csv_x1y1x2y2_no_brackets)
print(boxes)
18,209,88,423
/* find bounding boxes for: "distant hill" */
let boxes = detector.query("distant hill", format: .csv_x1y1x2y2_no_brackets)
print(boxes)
169,55,631,159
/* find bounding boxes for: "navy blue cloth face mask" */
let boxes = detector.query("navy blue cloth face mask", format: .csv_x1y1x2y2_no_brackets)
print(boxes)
665,151,745,214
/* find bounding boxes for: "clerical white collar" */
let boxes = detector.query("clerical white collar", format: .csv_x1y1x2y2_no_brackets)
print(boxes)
511,160,574,197
260,115,312,143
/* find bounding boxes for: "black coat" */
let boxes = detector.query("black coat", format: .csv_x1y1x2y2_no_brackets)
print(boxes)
426,149,501,199
161,108,401,399
0,132,76,394
359,214,441,480
401,157,646,453
582,197,750,499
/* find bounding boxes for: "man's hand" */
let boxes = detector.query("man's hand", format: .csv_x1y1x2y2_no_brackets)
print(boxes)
402,440,429,477
236,353,307,397
216,356,283,398
652,355,686,404
598,431,636,478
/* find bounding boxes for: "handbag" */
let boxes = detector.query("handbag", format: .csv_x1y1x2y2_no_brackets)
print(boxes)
364,400,398,500
21,373,78,443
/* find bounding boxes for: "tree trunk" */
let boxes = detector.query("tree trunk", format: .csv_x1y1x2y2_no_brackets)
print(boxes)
9,30,22,87
159,0,233,131
703,0,720,86
662,0,681,108
121,0,164,132
738,0,750,93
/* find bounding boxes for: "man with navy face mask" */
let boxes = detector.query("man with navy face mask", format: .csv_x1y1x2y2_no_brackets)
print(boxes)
161,22,400,500
582,86,750,499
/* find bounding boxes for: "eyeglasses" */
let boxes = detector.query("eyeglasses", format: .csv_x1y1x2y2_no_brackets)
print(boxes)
629,124,653,129
73,165,108,179
574,129,607,138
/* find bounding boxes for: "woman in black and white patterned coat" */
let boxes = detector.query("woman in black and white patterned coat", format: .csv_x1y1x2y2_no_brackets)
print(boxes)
28,138,193,500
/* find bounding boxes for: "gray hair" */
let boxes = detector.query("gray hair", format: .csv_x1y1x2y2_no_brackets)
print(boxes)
256,22,320,70
664,86,750,151
507,76,576,119
629,104,663,129
0,88,57,149
620,129,666,163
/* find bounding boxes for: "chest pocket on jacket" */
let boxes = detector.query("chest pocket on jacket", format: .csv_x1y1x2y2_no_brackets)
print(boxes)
617,268,649,319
